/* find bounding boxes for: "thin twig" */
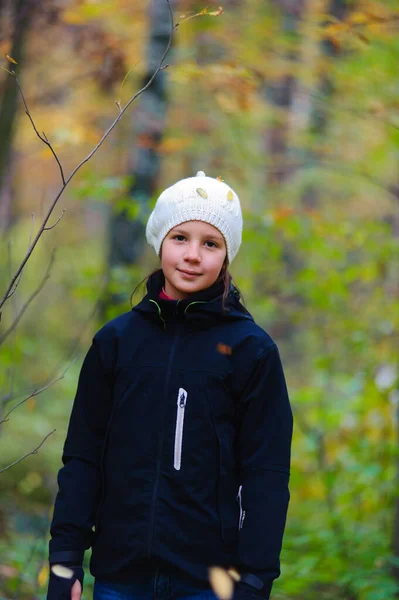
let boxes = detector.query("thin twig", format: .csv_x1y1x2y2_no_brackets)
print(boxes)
5,241,23,301
0,0,174,311
0,357,77,425
5,277,23,303
14,76,66,186
0,275,107,408
43,209,66,231
0,249,56,346
28,213,35,249
0,429,55,473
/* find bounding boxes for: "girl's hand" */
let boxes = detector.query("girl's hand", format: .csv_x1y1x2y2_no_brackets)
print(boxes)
71,579,82,600
47,565,84,600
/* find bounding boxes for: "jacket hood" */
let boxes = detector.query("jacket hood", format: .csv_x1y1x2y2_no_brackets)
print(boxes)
132,269,253,326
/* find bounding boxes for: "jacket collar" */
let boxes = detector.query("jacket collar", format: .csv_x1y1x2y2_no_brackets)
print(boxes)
132,269,252,327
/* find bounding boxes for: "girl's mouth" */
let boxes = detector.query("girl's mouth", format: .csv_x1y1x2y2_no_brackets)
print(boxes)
178,269,202,278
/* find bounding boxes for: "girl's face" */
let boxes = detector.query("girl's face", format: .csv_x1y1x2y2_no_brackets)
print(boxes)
161,221,227,300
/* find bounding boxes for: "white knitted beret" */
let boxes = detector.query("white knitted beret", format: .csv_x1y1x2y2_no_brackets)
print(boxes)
145,171,243,263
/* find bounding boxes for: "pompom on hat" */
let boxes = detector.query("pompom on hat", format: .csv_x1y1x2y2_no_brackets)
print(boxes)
145,171,243,263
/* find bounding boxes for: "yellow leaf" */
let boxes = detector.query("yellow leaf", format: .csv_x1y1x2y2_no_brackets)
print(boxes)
348,11,369,24
368,22,384,35
37,564,49,588
208,7,224,16
217,176,224,182
227,190,234,201
159,138,190,153
324,22,347,37
5,54,17,64
196,188,208,199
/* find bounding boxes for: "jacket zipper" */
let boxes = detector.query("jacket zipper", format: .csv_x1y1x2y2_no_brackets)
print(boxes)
174,388,188,470
147,324,181,556
237,485,246,530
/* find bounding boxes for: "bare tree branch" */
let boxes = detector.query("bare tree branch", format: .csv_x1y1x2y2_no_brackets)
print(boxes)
0,429,55,473
15,75,66,185
0,275,107,409
28,212,35,248
0,0,174,311
0,248,56,346
4,241,23,302
43,209,66,231
0,357,77,426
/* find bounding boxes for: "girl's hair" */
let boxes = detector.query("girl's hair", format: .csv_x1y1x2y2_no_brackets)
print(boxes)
130,268,163,306
130,258,243,310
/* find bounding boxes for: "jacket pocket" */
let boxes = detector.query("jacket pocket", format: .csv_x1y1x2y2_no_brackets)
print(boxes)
174,388,188,471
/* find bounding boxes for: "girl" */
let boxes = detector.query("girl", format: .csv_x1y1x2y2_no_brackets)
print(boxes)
47,171,293,600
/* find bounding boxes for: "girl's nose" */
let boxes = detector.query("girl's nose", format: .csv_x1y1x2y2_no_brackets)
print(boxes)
184,244,201,262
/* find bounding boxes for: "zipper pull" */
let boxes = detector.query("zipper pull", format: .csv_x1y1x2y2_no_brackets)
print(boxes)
178,389,187,408
237,485,246,530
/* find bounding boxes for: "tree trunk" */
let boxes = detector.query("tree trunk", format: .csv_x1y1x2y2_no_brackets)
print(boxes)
106,0,173,306
298,0,347,209
264,0,347,201
264,0,306,188
0,0,37,232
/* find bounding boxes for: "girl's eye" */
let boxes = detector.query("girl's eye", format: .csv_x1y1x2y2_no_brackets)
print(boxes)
173,235,186,241
205,240,218,248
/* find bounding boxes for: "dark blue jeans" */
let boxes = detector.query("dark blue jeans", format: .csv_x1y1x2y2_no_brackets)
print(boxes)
93,564,218,600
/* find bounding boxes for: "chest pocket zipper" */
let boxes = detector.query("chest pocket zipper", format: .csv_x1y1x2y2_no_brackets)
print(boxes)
174,388,188,471
237,485,246,530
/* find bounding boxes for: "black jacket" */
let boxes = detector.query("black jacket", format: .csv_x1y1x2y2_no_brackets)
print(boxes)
49,271,293,597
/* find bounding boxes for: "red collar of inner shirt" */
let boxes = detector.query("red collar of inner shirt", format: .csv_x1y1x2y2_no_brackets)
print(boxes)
159,287,175,301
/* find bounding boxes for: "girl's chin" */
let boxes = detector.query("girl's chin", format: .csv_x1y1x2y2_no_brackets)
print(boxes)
176,284,204,296
167,279,206,298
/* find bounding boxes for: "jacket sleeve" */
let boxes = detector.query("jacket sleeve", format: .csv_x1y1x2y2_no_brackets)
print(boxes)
48,335,114,566
235,342,293,598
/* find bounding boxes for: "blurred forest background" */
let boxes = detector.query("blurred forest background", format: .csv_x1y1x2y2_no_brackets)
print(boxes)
0,0,398,598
